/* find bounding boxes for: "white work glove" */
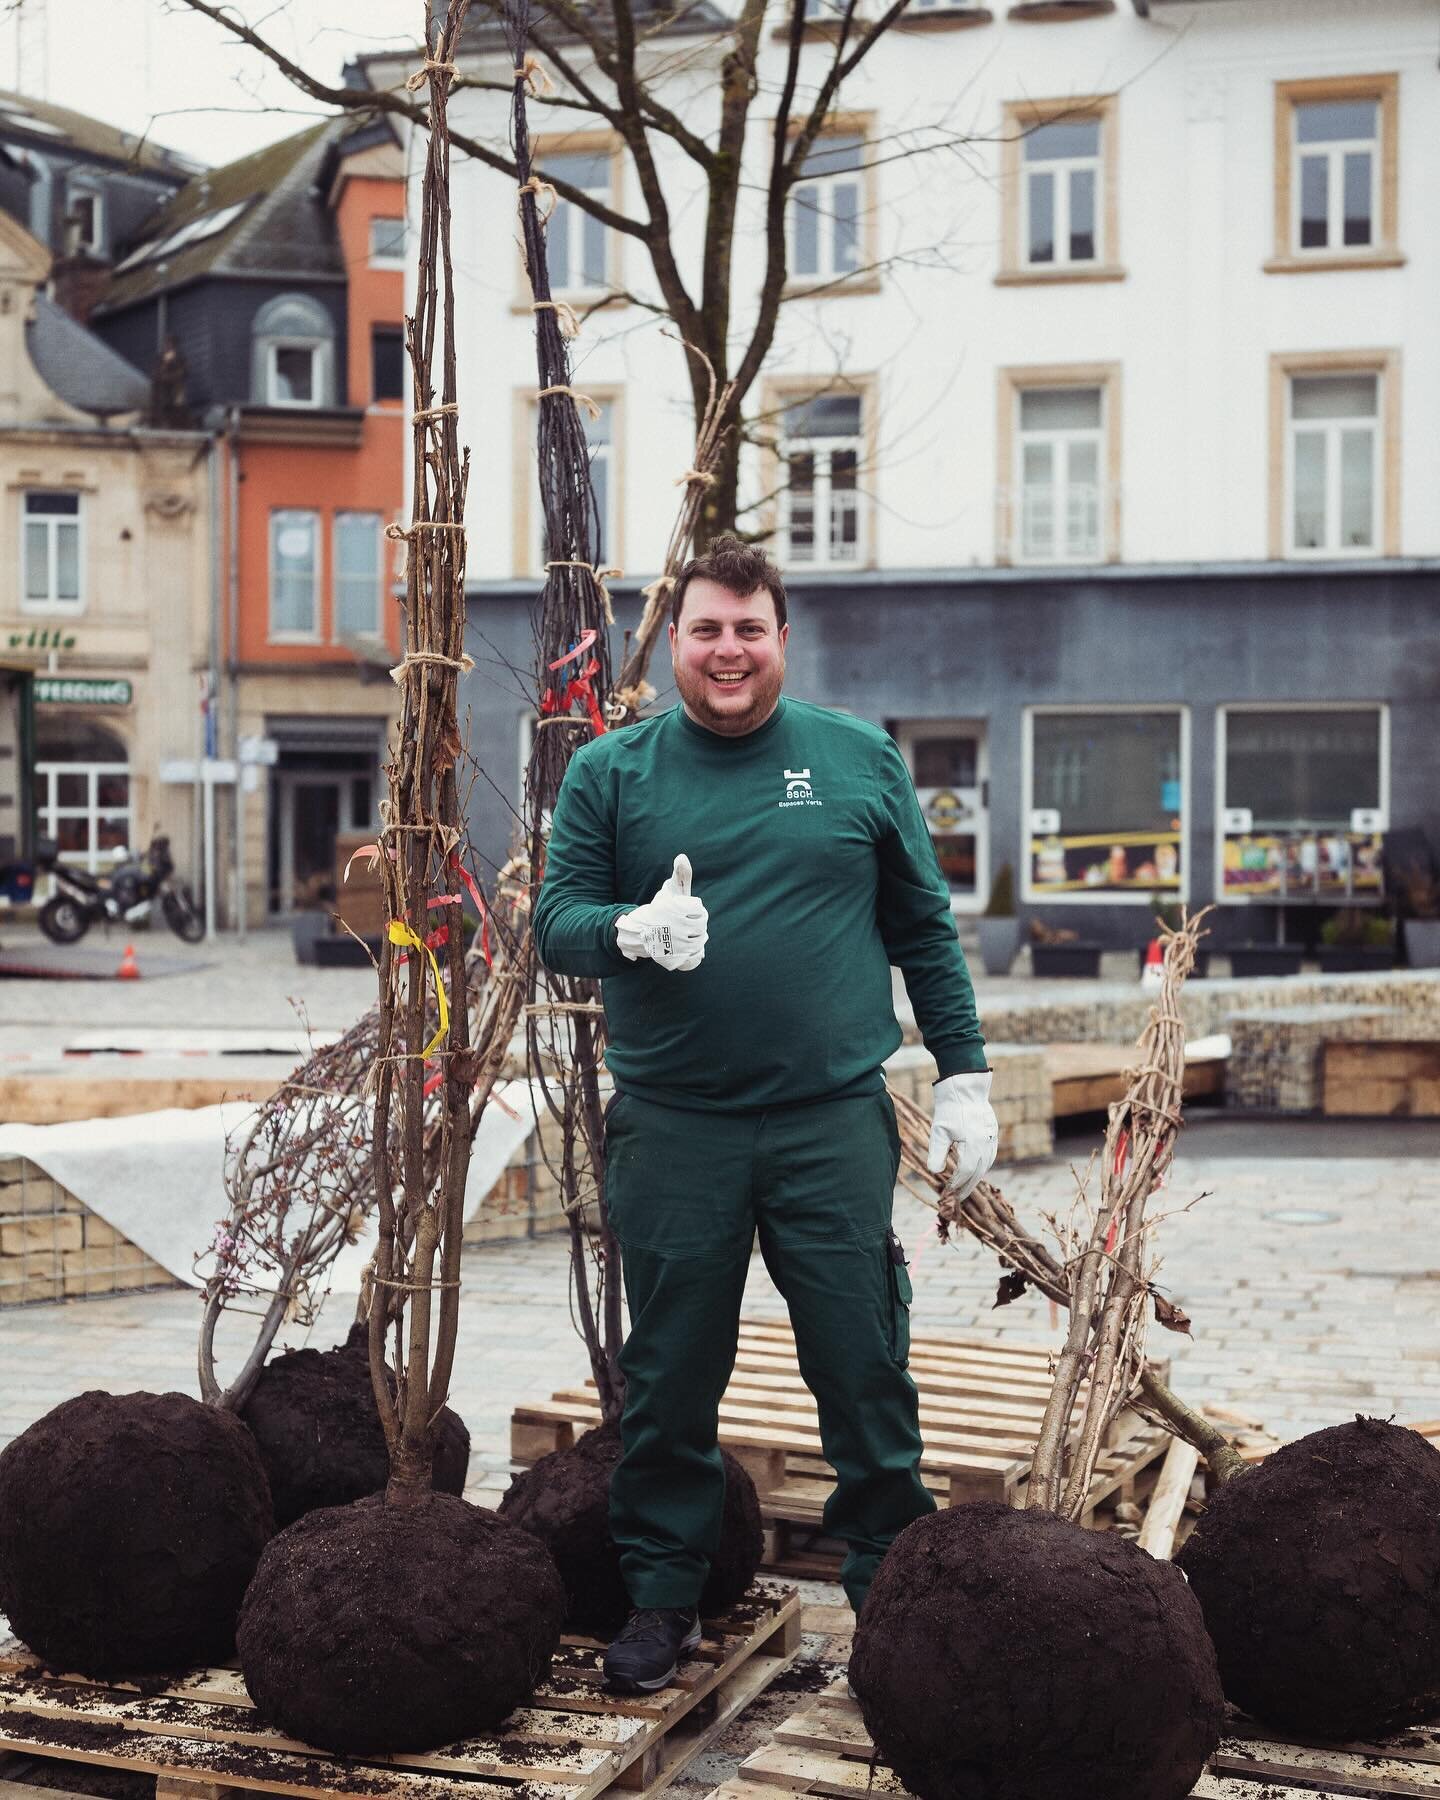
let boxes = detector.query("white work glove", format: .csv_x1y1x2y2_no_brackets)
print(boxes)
616,853,708,972
926,1070,998,1200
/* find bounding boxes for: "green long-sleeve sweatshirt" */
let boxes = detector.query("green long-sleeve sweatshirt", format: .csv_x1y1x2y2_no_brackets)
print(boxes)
533,697,987,1111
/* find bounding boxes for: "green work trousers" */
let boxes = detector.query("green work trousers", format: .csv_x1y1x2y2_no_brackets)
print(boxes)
604,1087,935,1616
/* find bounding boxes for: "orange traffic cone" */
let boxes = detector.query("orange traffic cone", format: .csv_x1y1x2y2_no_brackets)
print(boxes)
117,942,140,980
1140,937,1164,989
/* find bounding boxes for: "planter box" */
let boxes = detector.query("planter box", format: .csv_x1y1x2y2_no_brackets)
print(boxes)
1314,945,1396,974
1226,945,1304,978
976,916,1021,977
1404,919,1440,969
313,931,381,968
1031,942,1103,978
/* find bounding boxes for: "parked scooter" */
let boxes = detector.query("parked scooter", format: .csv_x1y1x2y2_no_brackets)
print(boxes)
36,834,205,946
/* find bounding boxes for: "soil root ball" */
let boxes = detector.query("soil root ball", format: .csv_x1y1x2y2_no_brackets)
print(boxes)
1177,1417,1440,1739
850,1501,1223,1800
237,1492,565,1753
0,1390,274,1677
498,1422,763,1634
238,1324,469,1526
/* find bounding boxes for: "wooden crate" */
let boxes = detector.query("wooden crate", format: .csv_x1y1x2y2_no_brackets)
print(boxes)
511,1319,1171,1574
0,1584,800,1800
1322,1040,1440,1118
711,1681,1440,1800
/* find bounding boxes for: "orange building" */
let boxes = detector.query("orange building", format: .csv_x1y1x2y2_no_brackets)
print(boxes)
93,114,409,925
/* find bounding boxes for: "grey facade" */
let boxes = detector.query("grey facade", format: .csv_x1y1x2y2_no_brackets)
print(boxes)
463,564,1440,950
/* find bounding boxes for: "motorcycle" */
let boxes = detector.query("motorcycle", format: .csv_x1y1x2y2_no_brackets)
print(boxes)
36,834,205,946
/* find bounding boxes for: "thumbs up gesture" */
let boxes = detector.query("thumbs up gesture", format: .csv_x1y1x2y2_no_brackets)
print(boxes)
616,853,709,972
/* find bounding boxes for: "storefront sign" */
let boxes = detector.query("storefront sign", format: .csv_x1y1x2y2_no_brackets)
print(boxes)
1030,829,1182,895
35,677,132,707
1221,831,1383,901
7,627,77,653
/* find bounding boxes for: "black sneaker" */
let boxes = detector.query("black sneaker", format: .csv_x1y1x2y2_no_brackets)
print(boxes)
603,1607,702,1692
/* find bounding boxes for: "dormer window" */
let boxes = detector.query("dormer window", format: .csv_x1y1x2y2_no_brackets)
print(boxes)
68,189,104,256
250,294,336,409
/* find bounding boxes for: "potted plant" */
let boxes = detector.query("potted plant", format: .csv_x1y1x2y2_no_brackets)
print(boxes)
1401,872,1440,969
1029,919,1103,979
1315,909,1396,973
976,863,1021,976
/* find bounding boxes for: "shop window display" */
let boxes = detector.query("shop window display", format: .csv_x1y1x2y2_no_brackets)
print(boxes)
1028,710,1183,898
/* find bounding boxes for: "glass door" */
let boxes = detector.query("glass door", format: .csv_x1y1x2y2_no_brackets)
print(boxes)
897,722,989,911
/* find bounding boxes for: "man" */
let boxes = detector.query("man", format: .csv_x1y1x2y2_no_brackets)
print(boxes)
533,537,997,1693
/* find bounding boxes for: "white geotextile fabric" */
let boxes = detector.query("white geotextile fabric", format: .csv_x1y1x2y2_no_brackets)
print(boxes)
0,1078,544,1294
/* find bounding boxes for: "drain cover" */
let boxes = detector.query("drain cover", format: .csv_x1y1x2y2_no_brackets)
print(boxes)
1263,1207,1340,1226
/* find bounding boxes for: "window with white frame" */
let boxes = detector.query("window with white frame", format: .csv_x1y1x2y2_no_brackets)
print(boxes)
22,491,83,612
1022,116,1101,267
251,294,335,409
779,392,864,567
334,513,382,640
534,400,616,572
545,150,610,293
68,188,104,255
270,510,320,639
788,133,863,282
1288,373,1378,554
1028,709,1184,898
1294,98,1378,254
1016,387,1103,563
369,216,406,268
33,722,131,875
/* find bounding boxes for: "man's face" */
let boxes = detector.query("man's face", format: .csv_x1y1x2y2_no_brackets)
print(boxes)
669,579,789,737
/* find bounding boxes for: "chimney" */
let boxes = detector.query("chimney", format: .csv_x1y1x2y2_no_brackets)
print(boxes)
50,251,111,324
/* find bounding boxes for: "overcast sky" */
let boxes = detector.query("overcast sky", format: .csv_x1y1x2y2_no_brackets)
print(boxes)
0,0,423,168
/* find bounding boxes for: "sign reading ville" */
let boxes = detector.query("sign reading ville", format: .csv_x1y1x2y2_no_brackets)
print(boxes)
8,627,77,652
36,677,132,707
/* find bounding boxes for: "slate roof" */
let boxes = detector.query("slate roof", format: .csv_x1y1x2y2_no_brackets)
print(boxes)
0,88,196,180
96,112,386,316
26,290,151,419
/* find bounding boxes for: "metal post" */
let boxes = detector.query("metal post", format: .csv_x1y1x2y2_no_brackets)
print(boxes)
203,769,216,941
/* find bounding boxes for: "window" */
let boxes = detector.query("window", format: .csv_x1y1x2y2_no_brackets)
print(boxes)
1272,77,1400,268
1026,709,1185,901
22,491,83,612
778,392,865,567
517,389,622,576
1218,706,1386,902
1000,98,1119,283
369,216,406,268
1022,118,1100,267
334,513,383,641
371,326,405,403
33,722,130,876
1018,387,1101,562
1289,373,1378,555
251,294,335,409
787,132,865,284
68,188,104,255
270,510,319,639
543,149,611,293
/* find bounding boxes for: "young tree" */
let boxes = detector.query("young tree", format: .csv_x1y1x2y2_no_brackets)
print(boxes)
168,0,964,545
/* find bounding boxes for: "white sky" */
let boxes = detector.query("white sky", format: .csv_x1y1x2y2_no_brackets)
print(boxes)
0,0,424,168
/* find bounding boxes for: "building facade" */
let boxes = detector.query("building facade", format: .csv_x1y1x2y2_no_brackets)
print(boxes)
0,207,211,893
92,116,408,924
405,0,1437,945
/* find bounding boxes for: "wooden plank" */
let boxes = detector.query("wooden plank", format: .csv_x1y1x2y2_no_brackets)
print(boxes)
1212,1735,1440,1796
1226,1719,1440,1771
1137,1438,1200,1560
737,1745,907,1798
1322,1041,1440,1119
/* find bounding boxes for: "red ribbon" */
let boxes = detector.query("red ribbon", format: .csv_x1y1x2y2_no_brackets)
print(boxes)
547,629,597,672
423,1068,445,1097
449,853,492,969
540,631,607,736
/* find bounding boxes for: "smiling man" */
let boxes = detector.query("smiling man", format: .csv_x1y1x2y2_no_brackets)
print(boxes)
533,536,996,1691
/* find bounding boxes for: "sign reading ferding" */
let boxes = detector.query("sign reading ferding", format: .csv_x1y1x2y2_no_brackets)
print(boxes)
35,678,133,707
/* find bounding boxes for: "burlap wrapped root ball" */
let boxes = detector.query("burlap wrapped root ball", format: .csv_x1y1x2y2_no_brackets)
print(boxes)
851,1502,1224,1800
498,1421,764,1633
239,1324,470,1526
1177,1417,1440,1739
237,1492,565,1753
0,1390,274,1677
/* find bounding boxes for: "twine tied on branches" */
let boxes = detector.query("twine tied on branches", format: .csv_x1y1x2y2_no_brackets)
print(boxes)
545,558,621,621
532,298,581,338
512,54,554,95
388,649,476,686
537,384,601,421
517,176,558,220
405,58,457,91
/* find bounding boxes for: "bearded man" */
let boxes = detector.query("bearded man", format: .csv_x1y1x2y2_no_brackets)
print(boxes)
533,536,997,1692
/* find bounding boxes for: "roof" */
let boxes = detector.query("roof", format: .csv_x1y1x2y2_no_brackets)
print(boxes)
96,115,384,314
25,290,150,419
360,0,730,72
0,89,196,180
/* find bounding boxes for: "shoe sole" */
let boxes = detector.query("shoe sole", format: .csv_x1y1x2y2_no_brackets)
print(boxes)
604,1623,703,1693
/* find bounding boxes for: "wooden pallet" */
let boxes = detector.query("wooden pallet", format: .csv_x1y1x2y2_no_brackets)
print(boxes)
511,1319,1171,1573
710,1680,1440,1800
0,1583,800,1800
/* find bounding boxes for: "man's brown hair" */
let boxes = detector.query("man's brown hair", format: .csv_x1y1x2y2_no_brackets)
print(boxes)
670,535,788,632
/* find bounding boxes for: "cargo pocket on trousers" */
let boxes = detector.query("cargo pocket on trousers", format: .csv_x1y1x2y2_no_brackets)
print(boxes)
885,1229,913,1368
